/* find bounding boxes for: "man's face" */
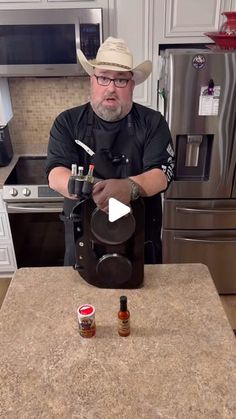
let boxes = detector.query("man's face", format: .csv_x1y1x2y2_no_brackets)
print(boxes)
90,69,135,121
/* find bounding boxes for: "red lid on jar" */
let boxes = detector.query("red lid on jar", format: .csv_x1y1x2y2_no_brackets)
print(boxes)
78,304,95,317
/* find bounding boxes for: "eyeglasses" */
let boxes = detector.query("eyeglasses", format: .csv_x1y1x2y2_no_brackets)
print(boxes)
94,75,132,88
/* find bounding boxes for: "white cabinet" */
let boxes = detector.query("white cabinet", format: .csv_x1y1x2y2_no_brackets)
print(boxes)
0,191,17,277
0,0,40,2
109,0,157,109
0,1,109,12
230,0,236,9
165,0,230,37
156,0,233,44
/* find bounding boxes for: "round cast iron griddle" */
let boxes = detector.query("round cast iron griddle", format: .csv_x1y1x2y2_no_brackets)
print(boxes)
96,253,132,286
90,207,136,245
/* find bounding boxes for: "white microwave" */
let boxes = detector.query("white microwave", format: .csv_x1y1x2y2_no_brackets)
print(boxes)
0,8,103,77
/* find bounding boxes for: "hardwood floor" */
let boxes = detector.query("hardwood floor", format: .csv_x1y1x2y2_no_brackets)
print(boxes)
0,277,235,335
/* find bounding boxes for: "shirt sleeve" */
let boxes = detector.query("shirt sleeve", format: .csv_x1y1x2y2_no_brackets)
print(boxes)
46,109,81,177
142,112,175,184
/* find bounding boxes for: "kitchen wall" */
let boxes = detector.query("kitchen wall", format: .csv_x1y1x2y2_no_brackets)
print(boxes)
8,77,90,154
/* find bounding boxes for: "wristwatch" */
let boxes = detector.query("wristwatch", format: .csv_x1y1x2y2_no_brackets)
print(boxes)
128,178,140,201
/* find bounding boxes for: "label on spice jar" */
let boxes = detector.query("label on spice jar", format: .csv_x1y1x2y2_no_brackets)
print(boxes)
77,304,96,338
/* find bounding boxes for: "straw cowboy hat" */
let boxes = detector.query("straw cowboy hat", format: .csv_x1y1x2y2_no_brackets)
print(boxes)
77,37,152,85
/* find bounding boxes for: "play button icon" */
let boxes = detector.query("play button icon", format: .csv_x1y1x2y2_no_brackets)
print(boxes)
108,198,131,222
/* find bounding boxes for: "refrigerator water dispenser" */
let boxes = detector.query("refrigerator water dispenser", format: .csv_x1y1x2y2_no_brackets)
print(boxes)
175,134,213,180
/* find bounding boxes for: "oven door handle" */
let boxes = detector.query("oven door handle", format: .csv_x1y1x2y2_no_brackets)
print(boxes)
7,204,63,213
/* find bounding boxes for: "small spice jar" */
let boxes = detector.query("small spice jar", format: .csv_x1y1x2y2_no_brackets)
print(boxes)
77,304,96,338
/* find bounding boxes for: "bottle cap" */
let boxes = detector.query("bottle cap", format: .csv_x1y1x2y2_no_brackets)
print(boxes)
120,295,127,311
71,164,77,176
77,304,95,318
120,295,127,303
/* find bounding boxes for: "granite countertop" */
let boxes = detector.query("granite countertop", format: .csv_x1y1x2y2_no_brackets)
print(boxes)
0,264,236,418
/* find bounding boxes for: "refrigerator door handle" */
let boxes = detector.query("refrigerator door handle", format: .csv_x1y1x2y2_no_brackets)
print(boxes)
176,206,236,214
174,236,236,243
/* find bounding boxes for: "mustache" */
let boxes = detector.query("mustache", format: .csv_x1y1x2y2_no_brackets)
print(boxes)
103,93,118,100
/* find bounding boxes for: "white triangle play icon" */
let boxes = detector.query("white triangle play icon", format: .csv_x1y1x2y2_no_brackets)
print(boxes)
108,198,131,222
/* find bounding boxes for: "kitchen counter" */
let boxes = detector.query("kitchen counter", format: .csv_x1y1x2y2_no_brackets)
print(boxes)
0,264,236,418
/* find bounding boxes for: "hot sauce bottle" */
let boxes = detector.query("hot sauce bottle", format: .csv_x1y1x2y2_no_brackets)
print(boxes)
118,295,130,337
81,164,95,197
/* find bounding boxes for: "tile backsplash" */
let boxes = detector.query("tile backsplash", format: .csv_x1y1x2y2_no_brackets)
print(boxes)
8,77,90,154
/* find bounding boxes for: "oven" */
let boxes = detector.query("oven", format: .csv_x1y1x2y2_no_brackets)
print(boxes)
3,156,65,268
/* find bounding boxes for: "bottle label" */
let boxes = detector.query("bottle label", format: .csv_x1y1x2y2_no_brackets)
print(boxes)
77,304,96,338
118,318,130,333
78,317,96,338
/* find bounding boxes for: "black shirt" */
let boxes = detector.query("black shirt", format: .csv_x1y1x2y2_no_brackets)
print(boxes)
46,102,174,182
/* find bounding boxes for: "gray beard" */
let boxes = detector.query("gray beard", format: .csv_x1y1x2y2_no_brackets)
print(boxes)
91,102,123,122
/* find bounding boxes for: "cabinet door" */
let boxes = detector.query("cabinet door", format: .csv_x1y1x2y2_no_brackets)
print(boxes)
0,243,16,274
165,0,232,37
110,0,156,109
0,1,108,13
0,193,17,274
230,0,236,10
0,0,40,3
0,213,11,241
47,0,106,4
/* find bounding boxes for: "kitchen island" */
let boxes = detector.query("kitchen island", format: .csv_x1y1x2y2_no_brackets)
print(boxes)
0,264,236,418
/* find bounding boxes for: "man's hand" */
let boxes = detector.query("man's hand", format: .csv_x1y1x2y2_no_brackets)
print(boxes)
92,179,132,212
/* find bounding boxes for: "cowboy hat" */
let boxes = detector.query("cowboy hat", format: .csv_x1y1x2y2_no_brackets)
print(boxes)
77,37,152,85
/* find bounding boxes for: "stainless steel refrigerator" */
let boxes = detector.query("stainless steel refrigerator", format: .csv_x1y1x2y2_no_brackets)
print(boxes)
159,49,236,294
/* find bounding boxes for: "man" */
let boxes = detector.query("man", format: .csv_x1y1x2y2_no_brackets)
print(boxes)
46,37,174,266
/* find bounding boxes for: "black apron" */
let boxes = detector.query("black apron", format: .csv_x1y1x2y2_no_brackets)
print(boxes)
62,108,162,266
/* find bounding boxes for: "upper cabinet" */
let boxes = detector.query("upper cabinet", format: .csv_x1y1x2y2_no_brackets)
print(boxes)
0,0,39,3
109,0,157,109
156,0,235,44
0,0,109,9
